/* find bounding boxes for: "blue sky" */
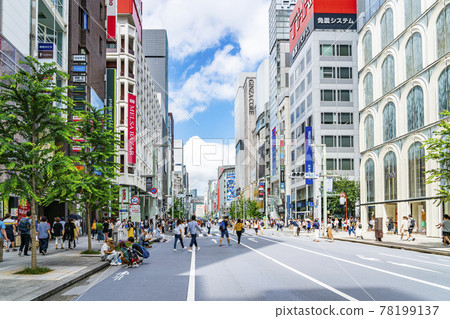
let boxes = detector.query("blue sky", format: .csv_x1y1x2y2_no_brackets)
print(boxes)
142,0,271,193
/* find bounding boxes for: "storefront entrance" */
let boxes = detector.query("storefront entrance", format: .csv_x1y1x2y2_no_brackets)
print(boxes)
385,203,397,233
410,201,426,233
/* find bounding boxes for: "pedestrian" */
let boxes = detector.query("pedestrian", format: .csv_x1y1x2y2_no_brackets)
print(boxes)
253,220,259,235
313,218,320,242
143,216,150,233
326,218,334,242
126,220,134,239
348,219,356,237
355,218,364,239
63,218,76,250
103,218,110,241
292,219,298,236
307,220,312,233
153,224,167,242
36,216,51,255
91,219,97,239
437,214,450,245
219,216,232,246
186,215,202,252
387,218,394,234
400,216,409,241
207,219,212,235
101,238,120,266
3,214,17,252
18,211,31,256
108,218,114,240
52,217,64,250
0,217,7,262
407,214,416,241
96,220,104,242
234,218,244,245
173,219,186,251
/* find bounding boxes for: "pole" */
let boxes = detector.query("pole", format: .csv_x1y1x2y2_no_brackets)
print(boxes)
322,146,327,235
345,194,348,221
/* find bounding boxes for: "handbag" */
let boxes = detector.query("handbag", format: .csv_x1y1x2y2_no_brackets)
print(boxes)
241,227,245,234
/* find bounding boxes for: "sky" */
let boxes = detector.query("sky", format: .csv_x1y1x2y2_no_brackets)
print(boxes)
142,0,272,194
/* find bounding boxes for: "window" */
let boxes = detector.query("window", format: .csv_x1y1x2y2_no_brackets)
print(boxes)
364,115,374,149
306,48,311,64
437,5,450,58
405,33,423,78
404,0,421,27
407,86,424,132
321,112,336,124
320,44,334,56
290,113,295,124
300,101,306,114
300,59,305,73
120,131,125,148
291,131,295,141
307,93,312,109
383,102,396,142
79,8,88,30
363,73,373,106
295,65,300,79
307,71,312,87
327,159,337,171
339,113,353,124
295,107,300,119
307,115,313,127
290,74,295,87
340,159,354,170
338,90,352,102
362,31,372,65
384,151,397,200
337,67,352,79
339,136,354,147
120,155,125,173
382,55,395,94
321,90,335,101
322,135,337,147
290,94,295,107
438,66,450,116
365,159,375,202
292,150,295,162
320,67,335,79
336,45,351,56
408,142,425,198
99,37,103,54
380,9,394,48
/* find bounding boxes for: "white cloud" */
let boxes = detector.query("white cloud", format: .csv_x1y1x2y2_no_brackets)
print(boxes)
183,136,235,195
143,0,271,123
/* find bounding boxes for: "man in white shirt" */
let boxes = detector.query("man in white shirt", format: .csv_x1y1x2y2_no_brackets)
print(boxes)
400,216,410,241
101,239,119,265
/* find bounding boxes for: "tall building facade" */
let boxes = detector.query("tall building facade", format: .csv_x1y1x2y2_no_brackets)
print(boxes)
106,0,163,218
234,72,257,200
288,0,360,220
217,166,236,213
359,0,450,236
268,0,296,221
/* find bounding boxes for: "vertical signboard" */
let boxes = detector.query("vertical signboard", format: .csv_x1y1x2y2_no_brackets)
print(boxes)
272,127,277,175
106,0,117,39
119,187,129,203
128,94,136,164
257,143,266,179
305,126,313,185
146,177,153,193
106,68,116,162
226,173,236,202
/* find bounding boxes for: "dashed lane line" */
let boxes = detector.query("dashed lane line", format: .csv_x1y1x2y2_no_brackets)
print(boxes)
187,248,196,301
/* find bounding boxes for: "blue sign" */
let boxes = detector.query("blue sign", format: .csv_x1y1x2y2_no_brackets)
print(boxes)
305,126,313,185
73,65,86,72
308,201,314,207
226,173,236,202
90,88,104,110
280,182,285,189
272,127,276,175
286,195,291,220
38,43,53,51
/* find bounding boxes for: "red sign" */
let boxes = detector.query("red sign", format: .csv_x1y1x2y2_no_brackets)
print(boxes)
128,94,136,164
107,0,117,39
18,201,30,220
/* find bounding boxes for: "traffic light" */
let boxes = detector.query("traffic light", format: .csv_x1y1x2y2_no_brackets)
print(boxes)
291,171,305,178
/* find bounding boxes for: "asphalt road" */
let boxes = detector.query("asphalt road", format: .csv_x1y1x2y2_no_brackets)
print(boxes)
56,227,450,301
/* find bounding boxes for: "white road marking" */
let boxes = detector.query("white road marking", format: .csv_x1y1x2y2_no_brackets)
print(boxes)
248,238,258,243
230,238,357,301
212,239,217,244
113,271,129,281
386,261,441,273
379,253,449,267
187,249,196,301
439,258,450,262
258,236,450,292
356,255,380,262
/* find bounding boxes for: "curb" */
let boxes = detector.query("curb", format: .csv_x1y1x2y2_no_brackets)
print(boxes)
29,262,110,301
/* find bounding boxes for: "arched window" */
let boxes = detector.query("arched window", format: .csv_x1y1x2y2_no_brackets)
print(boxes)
380,9,394,49
364,115,374,149
405,33,423,78
404,0,421,27
438,66,450,116
407,86,424,132
365,159,375,202
382,55,395,94
363,73,373,106
383,102,396,142
363,31,372,65
437,5,450,58
408,142,425,198
384,151,397,200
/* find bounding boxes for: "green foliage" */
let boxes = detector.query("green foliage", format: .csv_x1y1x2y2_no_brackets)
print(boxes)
327,176,360,218
168,199,184,219
14,267,53,275
423,110,450,204
81,250,101,255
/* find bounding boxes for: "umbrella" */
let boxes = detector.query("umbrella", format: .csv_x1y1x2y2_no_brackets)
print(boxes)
68,214,83,220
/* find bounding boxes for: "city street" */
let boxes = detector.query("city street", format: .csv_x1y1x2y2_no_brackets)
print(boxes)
50,227,450,301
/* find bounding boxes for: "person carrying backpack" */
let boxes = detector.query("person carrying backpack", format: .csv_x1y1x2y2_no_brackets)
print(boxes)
52,217,64,249
219,216,231,247
408,214,416,241
18,211,32,256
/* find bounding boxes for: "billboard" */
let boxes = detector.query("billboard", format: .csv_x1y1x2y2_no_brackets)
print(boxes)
226,173,236,202
106,0,117,40
289,0,357,61
272,127,277,175
257,142,265,179
128,94,137,164
305,126,313,185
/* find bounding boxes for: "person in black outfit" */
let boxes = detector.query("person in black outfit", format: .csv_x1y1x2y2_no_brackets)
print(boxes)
103,219,110,241
63,218,76,250
53,217,64,249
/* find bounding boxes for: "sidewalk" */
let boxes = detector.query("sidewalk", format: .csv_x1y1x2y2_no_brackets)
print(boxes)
261,227,450,257
0,236,109,301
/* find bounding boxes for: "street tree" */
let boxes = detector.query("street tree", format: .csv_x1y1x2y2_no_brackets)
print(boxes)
0,57,79,268
423,110,450,204
169,199,184,219
327,176,360,218
245,199,260,219
70,106,121,252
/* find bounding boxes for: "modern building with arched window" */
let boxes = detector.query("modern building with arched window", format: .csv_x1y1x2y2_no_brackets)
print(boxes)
358,0,449,237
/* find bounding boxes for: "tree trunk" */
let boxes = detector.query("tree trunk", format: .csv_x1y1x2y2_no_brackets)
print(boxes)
86,202,92,251
30,197,37,269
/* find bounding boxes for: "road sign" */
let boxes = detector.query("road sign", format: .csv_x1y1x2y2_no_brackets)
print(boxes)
150,188,157,195
130,196,140,205
304,172,320,179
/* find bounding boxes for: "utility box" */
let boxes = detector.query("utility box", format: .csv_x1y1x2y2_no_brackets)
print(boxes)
375,217,383,241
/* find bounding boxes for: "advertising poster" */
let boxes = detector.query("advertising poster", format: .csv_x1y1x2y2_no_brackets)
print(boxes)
305,126,313,185
128,94,136,164
226,173,236,202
